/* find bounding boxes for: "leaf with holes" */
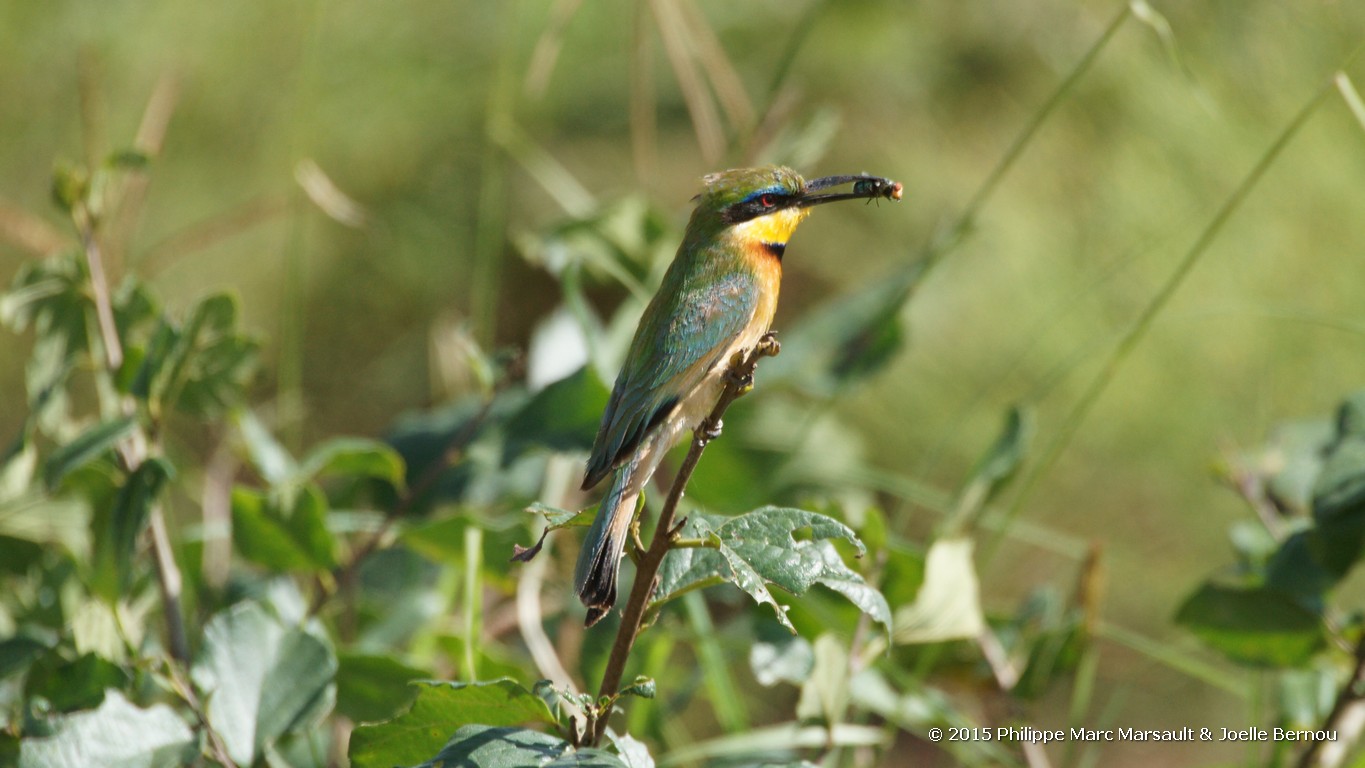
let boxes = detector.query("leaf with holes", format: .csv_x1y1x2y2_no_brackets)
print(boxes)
656,507,888,633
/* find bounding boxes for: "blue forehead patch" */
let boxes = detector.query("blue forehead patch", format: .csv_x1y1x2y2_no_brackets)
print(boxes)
741,185,789,204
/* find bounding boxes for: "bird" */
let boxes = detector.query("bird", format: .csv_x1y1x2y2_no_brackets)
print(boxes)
575,165,902,626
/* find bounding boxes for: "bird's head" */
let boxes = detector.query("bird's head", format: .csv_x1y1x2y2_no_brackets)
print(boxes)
689,166,901,257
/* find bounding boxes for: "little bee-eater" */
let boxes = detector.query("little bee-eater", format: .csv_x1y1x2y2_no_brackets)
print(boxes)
576,166,902,625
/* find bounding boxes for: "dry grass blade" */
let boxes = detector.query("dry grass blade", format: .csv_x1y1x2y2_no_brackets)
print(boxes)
524,0,585,98
1336,71,1365,132
110,74,180,269
0,203,70,256
650,0,724,164
139,195,291,274
677,0,755,133
631,0,657,183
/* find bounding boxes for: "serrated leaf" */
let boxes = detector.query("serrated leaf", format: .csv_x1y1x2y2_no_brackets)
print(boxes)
655,507,888,632
619,676,655,699
501,365,610,464
42,417,136,490
296,438,406,489
336,653,428,724
1175,581,1324,667
893,537,984,644
18,689,194,768
191,601,337,766
408,725,625,768
348,679,557,768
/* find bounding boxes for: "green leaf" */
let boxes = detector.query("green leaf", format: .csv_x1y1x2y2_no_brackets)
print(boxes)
945,406,1032,534
23,652,129,712
18,690,194,768
108,458,173,592
619,676,655,699
384,394,523,513
2,259,91,431
141,293,258,418
0,633,54,679
750,623,814,687
527,501,592,529
336,653,428,724
1263,420,1334,512
0,534,44,575
501,365,610,464
795,635,849,725
191,601,337,765
1309,435,1365,580
1,439,38,504
105,149,151,170
235,410,297,486
656,507,888,633
1265,531,1336,608
231,486,337,572
893,537,985,644
606,732,654,768
83,457,172,603
348,679,557,768
1175,581,1325,667
42,417,136,490
297,437,406,489
49,163,88,214
409,725,624,768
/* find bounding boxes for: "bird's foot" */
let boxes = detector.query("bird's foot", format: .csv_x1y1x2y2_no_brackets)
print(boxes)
696,417,723,446
755,332,781,359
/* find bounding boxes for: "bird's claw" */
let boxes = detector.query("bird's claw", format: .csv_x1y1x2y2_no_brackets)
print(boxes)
756,332,781,359
696,418,723,446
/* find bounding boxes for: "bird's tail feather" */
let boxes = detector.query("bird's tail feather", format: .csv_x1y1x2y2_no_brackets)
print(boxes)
575,465,638,626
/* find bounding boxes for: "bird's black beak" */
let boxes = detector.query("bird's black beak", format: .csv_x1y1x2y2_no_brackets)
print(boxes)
798,174,904,207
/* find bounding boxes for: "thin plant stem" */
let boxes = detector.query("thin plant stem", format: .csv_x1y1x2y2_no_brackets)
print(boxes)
1296,635,1365,768
75,201,191,666
920,2,1133,280
985,56,1364,562
587,336,780,746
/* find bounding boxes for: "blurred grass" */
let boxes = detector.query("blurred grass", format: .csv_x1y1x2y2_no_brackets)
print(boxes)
4,1,1365,764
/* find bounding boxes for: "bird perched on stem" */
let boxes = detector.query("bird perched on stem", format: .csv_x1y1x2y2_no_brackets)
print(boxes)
576,166,902,626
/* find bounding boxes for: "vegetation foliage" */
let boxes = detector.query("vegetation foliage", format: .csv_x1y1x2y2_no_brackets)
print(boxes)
3,1,1365,767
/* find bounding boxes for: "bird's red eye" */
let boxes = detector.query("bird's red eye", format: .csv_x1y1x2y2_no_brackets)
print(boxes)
759,194,776,208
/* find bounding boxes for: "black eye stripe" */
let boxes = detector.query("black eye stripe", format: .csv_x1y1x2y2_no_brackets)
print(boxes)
723,193,793,223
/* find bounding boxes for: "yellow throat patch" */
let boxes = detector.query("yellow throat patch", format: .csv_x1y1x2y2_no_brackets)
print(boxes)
732,207,810,247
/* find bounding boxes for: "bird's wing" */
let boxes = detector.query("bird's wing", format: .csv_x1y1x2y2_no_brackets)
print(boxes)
582,271,758,489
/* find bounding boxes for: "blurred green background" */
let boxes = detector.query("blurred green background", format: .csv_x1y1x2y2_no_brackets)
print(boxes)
4,0,1365,763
